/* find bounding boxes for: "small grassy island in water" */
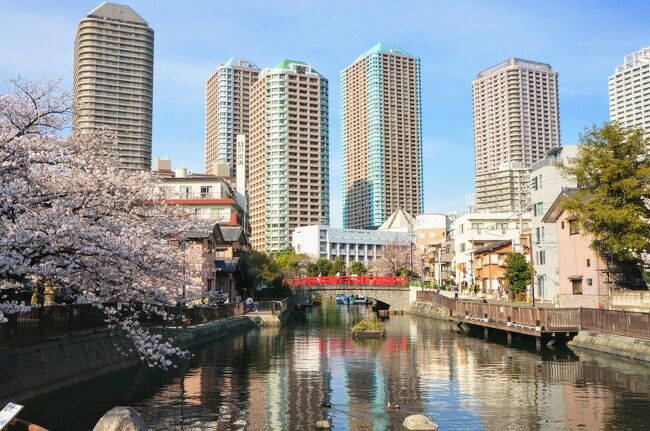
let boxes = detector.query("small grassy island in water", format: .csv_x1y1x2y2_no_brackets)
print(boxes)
351,316,386,338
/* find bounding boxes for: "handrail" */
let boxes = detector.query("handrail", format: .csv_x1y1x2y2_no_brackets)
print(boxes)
283,276,408,287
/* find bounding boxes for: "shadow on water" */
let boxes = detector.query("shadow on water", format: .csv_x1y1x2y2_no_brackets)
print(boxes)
15,301,650,430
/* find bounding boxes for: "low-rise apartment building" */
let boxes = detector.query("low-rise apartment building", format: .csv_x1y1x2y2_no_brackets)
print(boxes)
153,158,244,228
422,239,454,287
452,212,530,292
473,237,531,296
529,145,577,302
414,213,452,251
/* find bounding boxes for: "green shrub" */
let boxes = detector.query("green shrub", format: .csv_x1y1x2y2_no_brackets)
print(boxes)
351,316,385,333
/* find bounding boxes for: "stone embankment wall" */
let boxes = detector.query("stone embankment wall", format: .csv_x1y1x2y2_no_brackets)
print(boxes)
0,316,256,404
408,301,453,320
568,331,650,362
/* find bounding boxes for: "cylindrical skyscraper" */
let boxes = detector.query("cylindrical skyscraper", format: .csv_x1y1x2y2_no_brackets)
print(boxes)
73,2,154,170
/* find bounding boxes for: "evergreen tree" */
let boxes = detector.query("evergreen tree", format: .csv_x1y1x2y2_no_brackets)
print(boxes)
560,123,650,263
349,261,367,275
504,253,531,295
331,256,346,275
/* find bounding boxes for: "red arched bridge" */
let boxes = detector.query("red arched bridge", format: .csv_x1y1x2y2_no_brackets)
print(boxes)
283,276,411,310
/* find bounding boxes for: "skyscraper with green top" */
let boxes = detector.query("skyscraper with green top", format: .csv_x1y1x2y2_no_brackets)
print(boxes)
249,60,329,252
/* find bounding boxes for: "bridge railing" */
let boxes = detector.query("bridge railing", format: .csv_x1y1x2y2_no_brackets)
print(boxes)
283,276,408,287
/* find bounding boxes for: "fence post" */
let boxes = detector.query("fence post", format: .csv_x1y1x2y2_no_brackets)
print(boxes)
67,307,73,336
579,307,582,330
37,306,45,339
622,309,627,336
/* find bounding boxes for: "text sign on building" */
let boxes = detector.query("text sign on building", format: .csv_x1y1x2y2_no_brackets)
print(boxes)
0,403,23,429
235,134,247,212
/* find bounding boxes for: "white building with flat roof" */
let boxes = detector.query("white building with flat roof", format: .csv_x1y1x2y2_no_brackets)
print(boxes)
530,145,577,302
292,225,410,267
609,47,650,134
452,212,530,291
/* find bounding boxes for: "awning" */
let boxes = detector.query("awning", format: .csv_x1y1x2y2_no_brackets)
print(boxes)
214,257,239,273
567,275,583,281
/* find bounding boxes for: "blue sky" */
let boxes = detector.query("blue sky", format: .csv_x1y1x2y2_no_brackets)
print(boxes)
2,0,649,227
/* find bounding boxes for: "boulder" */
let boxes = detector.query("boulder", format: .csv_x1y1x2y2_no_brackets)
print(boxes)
315,419,331,429
93,407,147,431
402,414,439,430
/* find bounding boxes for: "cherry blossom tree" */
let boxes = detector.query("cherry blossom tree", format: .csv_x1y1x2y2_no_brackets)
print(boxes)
0,77,199,367
374,242,413,276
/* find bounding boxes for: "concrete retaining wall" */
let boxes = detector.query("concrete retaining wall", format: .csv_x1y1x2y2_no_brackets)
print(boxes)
568,330,650,362
611,291,650,311
409,301,452,320
0,316,256,404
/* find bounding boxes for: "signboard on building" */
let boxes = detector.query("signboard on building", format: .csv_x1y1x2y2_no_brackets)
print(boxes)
235,134,247,212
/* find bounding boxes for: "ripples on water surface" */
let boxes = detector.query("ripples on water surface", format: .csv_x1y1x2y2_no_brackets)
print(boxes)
21,301,650,430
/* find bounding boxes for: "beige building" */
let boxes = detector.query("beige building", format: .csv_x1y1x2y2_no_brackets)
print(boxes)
341,43,423,229
73,2,154,170
249,60,329,252
475,161,530,213
205,58,260,175
609,47,650,135
414,213,452,251
472,58,560,212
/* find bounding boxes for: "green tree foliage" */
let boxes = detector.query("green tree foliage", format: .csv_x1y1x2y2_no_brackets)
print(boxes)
312,257,334,276
504,253,531,294
348,260,367,275
240,249,310,291
332,256,346,275
560,123,650,262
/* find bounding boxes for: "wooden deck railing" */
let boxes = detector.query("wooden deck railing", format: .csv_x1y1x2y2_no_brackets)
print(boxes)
416,290,650,338
580,308,650,339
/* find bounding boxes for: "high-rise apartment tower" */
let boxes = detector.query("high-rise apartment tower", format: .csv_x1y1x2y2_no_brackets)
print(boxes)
73,2,154,170
205,58,260,175
341,43,423,229
472,58,560,213
249,60,329,252
609,47,650,134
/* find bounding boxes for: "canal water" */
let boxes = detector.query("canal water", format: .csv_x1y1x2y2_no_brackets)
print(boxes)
20,301,650,430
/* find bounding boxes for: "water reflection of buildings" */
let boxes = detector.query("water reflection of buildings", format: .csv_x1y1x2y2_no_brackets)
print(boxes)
130,308,650,431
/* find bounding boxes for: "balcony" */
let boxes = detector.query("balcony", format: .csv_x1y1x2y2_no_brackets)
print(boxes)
164,191,231,200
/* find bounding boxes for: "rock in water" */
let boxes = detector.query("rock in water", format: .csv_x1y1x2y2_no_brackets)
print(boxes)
93,407,147,431
315,419,331,429
402,414,439,431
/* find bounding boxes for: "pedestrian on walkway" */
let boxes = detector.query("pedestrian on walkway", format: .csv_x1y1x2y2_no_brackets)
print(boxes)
245,296,253,312
453,285,459,300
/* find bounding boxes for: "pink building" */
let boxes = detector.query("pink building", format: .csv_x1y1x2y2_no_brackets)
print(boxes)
543,189,609,307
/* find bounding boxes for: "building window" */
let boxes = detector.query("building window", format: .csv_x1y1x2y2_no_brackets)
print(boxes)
586,258,591,267
561,221,565,229
569,219,579,235
537,250,546,265
572,279,583,295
